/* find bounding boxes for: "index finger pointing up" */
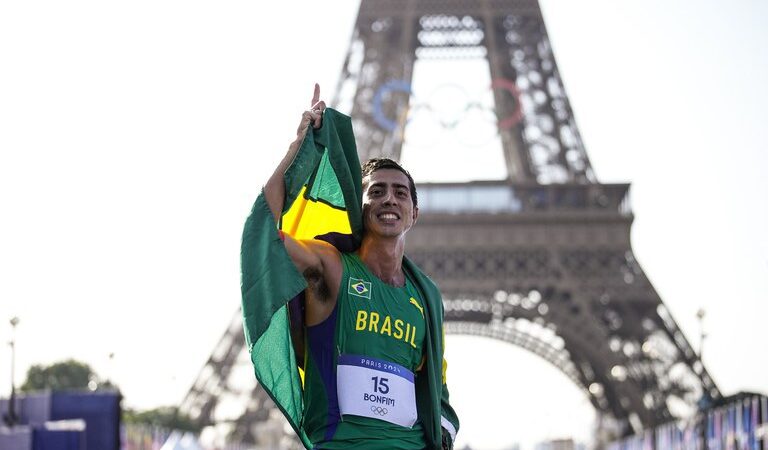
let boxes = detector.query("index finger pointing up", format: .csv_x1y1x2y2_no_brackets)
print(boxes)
311,83,320,108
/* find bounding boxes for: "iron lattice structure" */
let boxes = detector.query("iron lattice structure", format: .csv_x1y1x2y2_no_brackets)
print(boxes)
181,0,720,443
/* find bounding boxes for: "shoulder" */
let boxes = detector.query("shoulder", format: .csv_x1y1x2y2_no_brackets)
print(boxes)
303,239,342,271
403,257,439,290
403,256,442,306
302,238,340,255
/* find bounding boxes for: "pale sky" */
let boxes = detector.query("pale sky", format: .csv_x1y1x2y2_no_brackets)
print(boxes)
1,1,767,449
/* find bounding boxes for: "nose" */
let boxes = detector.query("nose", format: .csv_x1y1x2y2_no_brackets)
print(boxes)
382,188,397,206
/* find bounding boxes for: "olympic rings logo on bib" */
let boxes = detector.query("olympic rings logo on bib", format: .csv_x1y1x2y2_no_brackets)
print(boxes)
371,406,389,416
337,354,418,428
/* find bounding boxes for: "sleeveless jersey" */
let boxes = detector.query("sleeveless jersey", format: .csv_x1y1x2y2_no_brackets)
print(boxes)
302,252,427,449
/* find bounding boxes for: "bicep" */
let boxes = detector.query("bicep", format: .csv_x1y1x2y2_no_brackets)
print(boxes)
283,234,342,325
282,234,323,274
282,234,339,279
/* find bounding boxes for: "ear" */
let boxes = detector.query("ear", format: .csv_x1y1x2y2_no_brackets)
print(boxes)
412,206,419,225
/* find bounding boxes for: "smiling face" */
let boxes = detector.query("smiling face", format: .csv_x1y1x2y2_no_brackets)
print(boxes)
361,168,419,239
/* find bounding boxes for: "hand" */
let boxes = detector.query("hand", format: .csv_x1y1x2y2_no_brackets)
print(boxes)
268,85,328,224
441,428,452,450
296,83,327,137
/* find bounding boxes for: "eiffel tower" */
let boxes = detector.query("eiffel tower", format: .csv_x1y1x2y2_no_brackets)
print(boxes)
180,0,720,444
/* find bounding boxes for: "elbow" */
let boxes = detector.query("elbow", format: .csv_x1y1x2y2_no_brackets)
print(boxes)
263,181,284,222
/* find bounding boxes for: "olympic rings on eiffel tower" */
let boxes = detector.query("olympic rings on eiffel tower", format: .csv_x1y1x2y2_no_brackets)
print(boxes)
371,77,524,149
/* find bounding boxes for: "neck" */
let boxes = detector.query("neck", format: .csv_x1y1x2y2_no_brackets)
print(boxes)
358,235,406,286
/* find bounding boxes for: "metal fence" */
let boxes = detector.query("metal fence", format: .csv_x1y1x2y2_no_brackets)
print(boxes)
609,394,768,450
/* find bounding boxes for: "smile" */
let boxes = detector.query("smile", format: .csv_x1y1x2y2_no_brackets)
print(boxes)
377,212,400,220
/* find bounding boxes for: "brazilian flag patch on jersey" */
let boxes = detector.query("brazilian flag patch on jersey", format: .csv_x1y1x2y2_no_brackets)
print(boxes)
348,277,372,299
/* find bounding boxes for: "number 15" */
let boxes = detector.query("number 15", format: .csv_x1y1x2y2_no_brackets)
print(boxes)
371,376,390,394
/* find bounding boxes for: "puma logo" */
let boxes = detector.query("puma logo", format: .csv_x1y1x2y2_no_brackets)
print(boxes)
409,297,424,317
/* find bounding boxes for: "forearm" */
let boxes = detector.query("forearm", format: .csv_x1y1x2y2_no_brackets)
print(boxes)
263,84,325,225
264,134,304,224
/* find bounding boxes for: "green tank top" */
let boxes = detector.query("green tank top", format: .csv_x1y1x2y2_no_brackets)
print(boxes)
302,252,427,449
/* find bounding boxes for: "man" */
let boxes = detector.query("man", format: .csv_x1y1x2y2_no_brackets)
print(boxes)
242,84,459,449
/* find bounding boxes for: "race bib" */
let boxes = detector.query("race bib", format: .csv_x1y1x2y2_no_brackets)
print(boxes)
336,354,417,428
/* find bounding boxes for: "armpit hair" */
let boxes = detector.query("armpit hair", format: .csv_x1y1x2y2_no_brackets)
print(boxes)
303,266,331,303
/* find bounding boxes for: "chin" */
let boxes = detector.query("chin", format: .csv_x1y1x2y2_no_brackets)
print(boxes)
365,223,404,239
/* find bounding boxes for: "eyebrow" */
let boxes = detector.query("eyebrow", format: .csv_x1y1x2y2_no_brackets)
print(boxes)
368,181,410,191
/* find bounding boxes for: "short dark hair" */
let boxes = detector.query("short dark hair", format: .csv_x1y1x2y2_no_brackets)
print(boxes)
361,158,418,209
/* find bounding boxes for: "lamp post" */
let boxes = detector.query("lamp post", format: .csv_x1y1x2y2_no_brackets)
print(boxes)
5,316,20,426
696,308,707,361
694,308,713,418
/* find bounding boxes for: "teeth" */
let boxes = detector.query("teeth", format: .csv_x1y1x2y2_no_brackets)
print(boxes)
379,213,398,220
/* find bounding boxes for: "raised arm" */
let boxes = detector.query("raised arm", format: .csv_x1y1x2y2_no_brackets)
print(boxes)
264,83,325,222
262,84,341,324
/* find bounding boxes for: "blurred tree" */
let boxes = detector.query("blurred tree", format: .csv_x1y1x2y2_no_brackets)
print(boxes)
123,406,202,432
20,358,118,392
21,359,94,391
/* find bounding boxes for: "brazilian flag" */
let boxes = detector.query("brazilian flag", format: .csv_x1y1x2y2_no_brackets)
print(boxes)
240,108,362,448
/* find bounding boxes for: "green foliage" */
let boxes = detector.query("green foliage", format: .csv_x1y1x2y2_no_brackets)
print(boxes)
21,359,95,392
20,359,199,433
20,358,118,393
123,406,202,432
